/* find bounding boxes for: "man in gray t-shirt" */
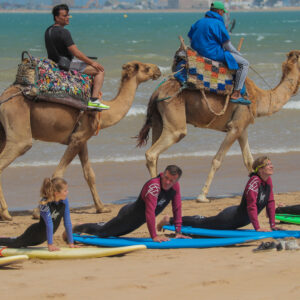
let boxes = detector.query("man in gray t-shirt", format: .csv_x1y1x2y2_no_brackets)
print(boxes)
45,4,109,110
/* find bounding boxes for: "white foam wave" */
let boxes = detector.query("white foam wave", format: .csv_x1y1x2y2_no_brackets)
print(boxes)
10,148,300,168
284,40,293,43
126,105,146,117
159,66,171,75
283,101,300,110
256,35,265,41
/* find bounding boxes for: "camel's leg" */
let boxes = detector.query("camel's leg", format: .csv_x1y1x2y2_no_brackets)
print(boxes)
52,135,86,179
146,104,187,177
197,122,244,203
78,142,110,213
0,96,32,220
148,111,163,176
0,134,32,220
238,129,254,173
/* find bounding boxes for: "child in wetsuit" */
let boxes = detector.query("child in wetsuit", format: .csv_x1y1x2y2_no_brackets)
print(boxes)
0,177,76,251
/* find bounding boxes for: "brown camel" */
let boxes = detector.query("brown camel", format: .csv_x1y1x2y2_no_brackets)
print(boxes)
0,61,161,220
137,50,300,203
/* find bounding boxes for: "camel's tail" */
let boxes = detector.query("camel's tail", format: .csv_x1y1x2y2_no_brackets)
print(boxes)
136,89,160,147
0,122,6,154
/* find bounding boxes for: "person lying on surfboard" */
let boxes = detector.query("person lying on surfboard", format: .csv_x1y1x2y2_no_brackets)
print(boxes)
71,165,189,242
158,156,282,232
0,177,78,251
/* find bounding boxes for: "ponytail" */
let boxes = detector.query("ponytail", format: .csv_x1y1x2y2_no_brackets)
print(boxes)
40,177,67,204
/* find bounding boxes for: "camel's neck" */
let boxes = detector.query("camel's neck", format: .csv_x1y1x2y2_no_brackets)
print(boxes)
255,71,298,117
99,76,138,129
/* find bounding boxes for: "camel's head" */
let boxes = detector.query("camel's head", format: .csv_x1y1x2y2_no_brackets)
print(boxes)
121,61,161,83
282,50,300,95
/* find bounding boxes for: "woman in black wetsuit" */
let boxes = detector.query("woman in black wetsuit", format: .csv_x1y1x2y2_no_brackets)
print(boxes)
0,177,76,251
158,156,280,232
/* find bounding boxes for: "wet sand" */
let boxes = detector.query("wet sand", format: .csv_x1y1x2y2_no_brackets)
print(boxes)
3,151,300,211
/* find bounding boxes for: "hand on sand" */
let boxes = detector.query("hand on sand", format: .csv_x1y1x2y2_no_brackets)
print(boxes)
69,243,80,248
256,228,272,232
48,244,60,252
175,233,191,239
153,235,170,243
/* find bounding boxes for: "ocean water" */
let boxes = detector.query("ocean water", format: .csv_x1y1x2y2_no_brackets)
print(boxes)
0,11,299,168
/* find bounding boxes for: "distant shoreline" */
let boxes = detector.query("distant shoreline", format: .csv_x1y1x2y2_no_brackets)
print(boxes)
0,7,300,14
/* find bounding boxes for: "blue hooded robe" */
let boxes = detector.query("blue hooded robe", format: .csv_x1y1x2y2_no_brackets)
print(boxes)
188,11,238,70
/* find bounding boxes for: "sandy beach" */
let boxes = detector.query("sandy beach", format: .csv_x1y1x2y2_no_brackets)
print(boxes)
1,153,300,299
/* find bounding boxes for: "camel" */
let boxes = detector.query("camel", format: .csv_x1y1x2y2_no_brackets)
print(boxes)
137,50,300,203
0,61,161,220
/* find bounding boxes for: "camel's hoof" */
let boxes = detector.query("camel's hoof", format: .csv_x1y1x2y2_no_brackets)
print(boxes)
96,206,111,213
0,209,13,221
32,209,40,220
196,195,210,203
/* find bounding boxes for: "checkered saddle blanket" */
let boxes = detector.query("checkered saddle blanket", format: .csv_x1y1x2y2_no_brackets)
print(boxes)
173,48,235,96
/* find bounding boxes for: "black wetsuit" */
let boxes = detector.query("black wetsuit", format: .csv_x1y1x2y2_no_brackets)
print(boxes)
170,175,275,230
0,199,72,248
74,174,182,238
276,205,300,215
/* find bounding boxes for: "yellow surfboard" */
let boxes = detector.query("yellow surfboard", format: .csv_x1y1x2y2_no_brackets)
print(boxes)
0,245,146,260
0,255,29,267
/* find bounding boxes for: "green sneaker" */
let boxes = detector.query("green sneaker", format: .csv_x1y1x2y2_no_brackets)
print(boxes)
87,99,110,110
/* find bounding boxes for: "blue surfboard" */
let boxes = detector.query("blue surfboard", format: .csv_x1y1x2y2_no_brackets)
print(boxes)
73,234,268,249
163,225,300,238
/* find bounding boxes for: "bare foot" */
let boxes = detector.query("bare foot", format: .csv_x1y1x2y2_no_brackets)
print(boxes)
157,215,170,232
231,90,242,100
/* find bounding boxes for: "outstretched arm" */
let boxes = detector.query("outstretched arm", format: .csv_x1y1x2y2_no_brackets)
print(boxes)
40,204,60,251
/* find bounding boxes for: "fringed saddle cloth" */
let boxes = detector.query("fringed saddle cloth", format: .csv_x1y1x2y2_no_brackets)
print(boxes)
173,47,235,96
15,51,92,110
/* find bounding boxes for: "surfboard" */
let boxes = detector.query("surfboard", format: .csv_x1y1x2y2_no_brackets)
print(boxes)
0,245,146,260
163,225,300,238
275,214,300,225
0,255,28,267
73,234,267,249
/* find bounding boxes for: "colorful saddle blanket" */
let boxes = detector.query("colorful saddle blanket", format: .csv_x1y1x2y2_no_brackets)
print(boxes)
33,58,92,103
174,48,235,96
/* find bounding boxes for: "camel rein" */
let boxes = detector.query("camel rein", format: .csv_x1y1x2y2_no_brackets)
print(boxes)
0,86,31,106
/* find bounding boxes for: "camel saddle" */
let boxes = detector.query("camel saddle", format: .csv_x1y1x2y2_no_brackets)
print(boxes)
172,47,235,96
14,51,92,110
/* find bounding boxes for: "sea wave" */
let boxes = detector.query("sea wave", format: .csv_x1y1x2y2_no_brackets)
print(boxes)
283,101,300,110
10,147,300,168
158,65,171,74
126,105,147,117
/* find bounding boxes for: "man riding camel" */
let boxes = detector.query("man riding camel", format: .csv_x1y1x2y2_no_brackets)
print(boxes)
45,4,109,111
188,1,251,105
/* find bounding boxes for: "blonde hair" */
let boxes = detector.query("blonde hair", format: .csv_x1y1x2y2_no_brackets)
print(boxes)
40,177,67,204
251,156,270,175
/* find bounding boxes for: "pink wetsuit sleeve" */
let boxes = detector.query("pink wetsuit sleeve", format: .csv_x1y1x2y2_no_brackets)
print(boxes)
171,182,182,233
245,177,261,230
266,178,276,228
142,179,160,239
